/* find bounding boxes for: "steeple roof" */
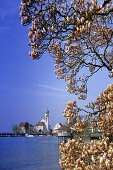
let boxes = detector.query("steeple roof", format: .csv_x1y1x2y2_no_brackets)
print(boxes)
35,122,45,126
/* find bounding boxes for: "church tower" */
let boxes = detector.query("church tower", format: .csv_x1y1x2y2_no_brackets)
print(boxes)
45,108,49,132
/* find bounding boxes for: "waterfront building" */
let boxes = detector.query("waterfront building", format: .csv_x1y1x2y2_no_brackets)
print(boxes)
71,123,104,144
57,125,71,137
53,123,62,135
57,125,72,144
35,121,46,133
34,108,50,133
19,122,29,133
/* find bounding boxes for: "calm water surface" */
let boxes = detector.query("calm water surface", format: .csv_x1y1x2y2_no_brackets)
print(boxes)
0,136,62,170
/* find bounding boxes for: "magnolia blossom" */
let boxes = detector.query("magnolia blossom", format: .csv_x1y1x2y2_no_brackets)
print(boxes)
19,0,113,98
63,83,113,135
60,83,113,169
19,0,113,169
59,136,113,169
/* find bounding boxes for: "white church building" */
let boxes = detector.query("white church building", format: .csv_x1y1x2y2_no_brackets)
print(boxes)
35,109,50,133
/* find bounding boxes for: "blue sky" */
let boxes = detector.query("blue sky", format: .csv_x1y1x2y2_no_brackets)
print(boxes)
0,0,112,132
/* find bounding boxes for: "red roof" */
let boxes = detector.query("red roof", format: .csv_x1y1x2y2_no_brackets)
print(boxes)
35,122,45,126
19,122,28,127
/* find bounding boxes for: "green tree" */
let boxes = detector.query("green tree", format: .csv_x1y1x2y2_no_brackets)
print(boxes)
12,125,19,134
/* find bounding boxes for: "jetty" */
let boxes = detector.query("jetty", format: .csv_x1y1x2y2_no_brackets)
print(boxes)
0,133,25,137
0,132,49,137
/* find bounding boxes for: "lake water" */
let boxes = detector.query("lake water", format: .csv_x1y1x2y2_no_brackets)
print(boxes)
0,136,62,170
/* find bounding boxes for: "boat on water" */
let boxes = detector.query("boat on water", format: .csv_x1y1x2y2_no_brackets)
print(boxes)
25,134,34,137
39,135,44,136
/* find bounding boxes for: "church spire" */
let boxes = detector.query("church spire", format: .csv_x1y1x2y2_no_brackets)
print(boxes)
45,108,49,132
